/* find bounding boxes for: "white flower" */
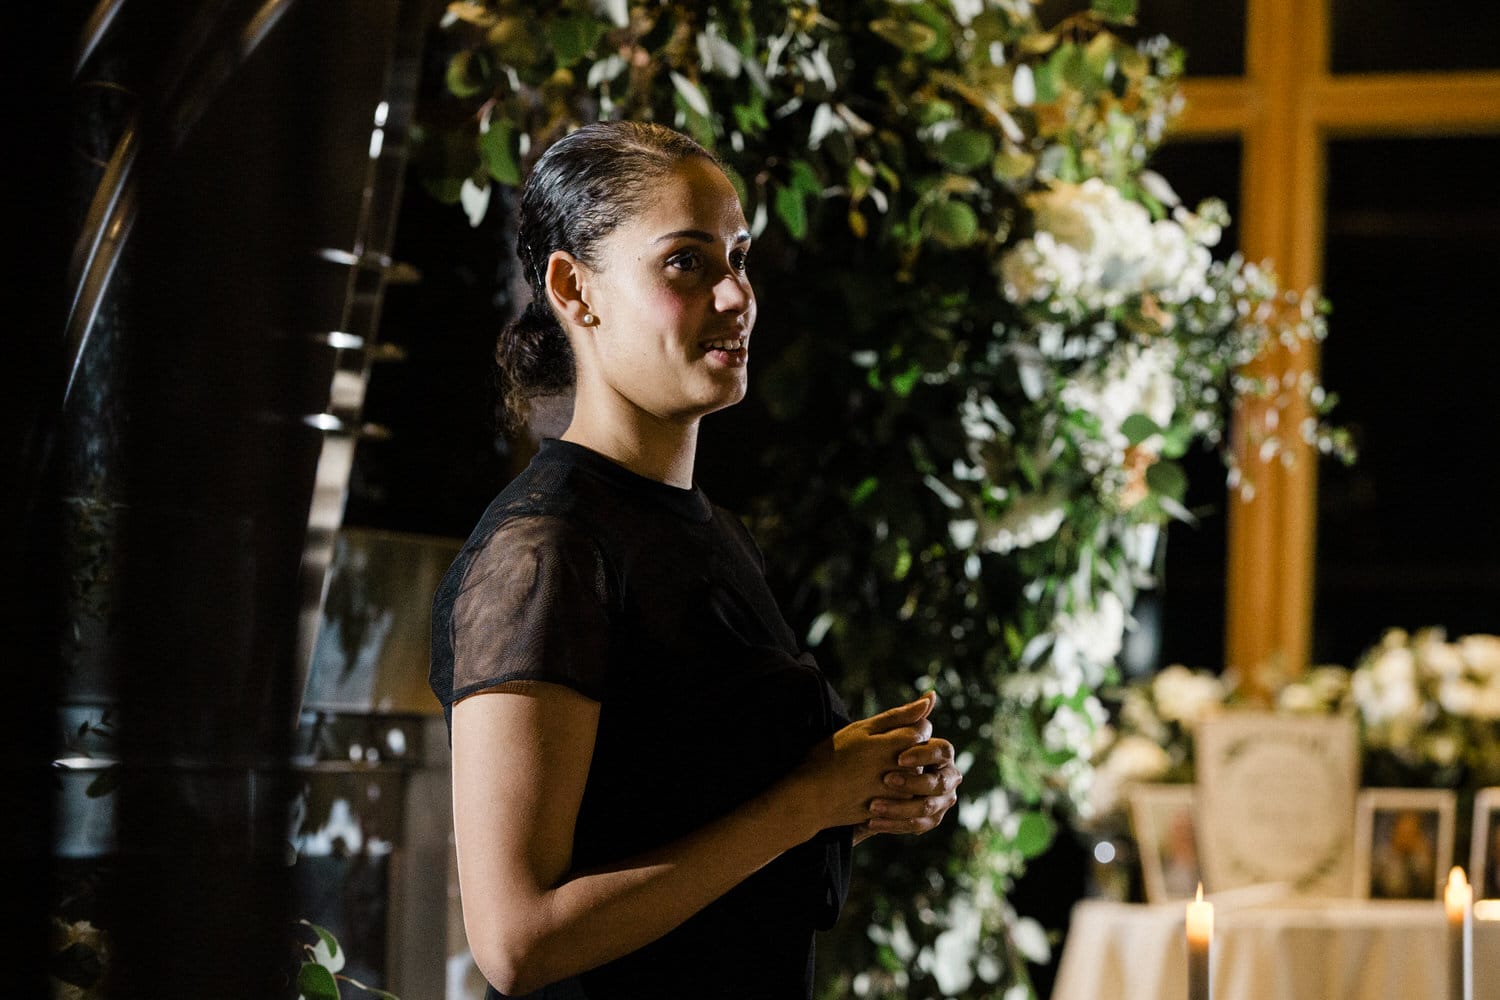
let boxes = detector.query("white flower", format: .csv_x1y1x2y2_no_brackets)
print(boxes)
1276,682,1321,714
1060,339,1180,469
926,896,983,994
1439,676,1500,720
1010,915,1051,965
1051,592,1128,688
1119,687,1170,745
1044,697,1105,754
999,178,1213,317
1088,734,1171,818
1151,664,1225,725
980,490,1066,554
1460,634,1500,678
1306,665,1352,705
1413,630,1463,681
1353,645,1420,726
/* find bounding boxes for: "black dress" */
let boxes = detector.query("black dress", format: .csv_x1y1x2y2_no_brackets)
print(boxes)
430,438,853,999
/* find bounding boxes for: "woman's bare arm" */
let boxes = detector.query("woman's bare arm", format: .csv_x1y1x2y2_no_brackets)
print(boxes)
451,683,935,995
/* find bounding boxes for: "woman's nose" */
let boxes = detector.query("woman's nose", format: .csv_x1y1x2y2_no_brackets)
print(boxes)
715,272,752,313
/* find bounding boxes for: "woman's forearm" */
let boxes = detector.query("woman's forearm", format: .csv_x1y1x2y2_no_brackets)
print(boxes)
488,775,823,994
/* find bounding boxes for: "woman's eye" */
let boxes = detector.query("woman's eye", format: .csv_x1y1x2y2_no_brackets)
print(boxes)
730,249,750,273
667,250,702,272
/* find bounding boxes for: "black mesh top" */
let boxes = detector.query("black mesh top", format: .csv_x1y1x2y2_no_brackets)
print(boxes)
430,438,853,999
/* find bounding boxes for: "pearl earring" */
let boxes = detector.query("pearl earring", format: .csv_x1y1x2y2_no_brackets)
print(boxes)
582,312,594,325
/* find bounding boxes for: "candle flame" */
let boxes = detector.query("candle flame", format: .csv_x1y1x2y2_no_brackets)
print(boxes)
1195,882,1204,903
1449,866,1469,890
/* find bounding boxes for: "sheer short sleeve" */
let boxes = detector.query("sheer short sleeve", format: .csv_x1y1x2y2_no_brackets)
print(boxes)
444,513,613,710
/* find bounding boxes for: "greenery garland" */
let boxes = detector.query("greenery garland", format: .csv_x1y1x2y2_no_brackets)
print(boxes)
411,1,1354,995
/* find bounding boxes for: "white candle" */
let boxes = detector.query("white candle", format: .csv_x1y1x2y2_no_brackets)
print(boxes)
1446,867,1473,1000
1186,882,1213,1000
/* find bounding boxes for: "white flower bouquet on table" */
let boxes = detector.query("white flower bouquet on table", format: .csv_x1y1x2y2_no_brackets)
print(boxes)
1346,627,1500,790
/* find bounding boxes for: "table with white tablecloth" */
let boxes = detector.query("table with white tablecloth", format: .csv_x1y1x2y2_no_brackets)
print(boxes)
1052,895,1500,1000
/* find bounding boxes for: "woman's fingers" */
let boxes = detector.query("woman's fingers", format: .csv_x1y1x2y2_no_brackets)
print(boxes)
861,690,937,734
864,780,960,834
896,736,954,770
881,760,962,796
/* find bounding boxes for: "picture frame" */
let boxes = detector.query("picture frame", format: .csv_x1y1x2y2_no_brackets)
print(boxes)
1471,787,1500,900
1353,788,1456,900
1128,783,1202,904
1194,711,1360,896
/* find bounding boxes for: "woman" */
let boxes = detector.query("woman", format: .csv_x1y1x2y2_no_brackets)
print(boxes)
430,120,963,999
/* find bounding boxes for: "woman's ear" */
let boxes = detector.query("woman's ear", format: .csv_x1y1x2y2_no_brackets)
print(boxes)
544,250,594,328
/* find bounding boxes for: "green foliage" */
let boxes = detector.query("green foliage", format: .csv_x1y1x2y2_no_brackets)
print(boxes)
295,921,400,1000
410,2,1354,996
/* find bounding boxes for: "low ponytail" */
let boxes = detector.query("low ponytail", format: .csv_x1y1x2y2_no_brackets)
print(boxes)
495,120,716,432
495,297,574,433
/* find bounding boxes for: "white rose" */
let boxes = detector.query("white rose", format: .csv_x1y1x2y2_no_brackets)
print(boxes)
1089,734,1171,817
1276,683,1321,714
1353,647,1421,726
1414,631,1464,681
1152,664,1225,725
1460,634,1500,678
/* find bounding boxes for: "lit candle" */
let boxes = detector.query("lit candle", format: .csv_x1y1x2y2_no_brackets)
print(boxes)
1445,867,1473,1000
1186,882,1213,1000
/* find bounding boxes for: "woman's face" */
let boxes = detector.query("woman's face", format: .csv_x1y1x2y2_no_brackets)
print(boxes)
571,156,755,425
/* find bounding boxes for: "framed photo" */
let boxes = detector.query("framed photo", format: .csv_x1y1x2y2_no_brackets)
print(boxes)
1353,788,1456,900
1129,783,1202,904
1472,787,1500,900
1194,712,1359,896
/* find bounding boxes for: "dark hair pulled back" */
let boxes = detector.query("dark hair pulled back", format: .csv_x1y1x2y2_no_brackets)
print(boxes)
495,120,719,431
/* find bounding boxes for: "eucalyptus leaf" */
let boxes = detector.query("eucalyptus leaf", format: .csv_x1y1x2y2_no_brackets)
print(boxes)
550,14,606,67
1145,459,1189,502
1091,0,1138,22
1120,413,1160,447
444,50,490,99
935,128,995,171
479,121,521,187
1011,810,1056,859
869,18,939,53
774,184,808,240
922,199,978,248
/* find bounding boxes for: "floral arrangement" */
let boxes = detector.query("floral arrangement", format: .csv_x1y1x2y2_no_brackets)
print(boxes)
1080,628,1500,848
411,1,1352,996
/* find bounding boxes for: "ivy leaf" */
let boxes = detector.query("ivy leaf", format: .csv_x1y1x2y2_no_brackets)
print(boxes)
301,921,344,972
479,121,521,187
922,199,978,248
297,963,339,1000
935,128,995,172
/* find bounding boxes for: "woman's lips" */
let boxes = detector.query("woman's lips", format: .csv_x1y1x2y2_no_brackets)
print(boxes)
700,335,749,366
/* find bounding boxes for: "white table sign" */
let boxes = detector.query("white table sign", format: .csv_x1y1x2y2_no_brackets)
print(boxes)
1194,711,1359,896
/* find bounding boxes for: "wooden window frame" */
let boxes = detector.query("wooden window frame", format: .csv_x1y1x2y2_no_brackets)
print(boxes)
1167,0,1500,696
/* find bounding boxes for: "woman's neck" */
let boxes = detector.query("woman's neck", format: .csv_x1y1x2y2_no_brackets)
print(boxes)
560,408,698,489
